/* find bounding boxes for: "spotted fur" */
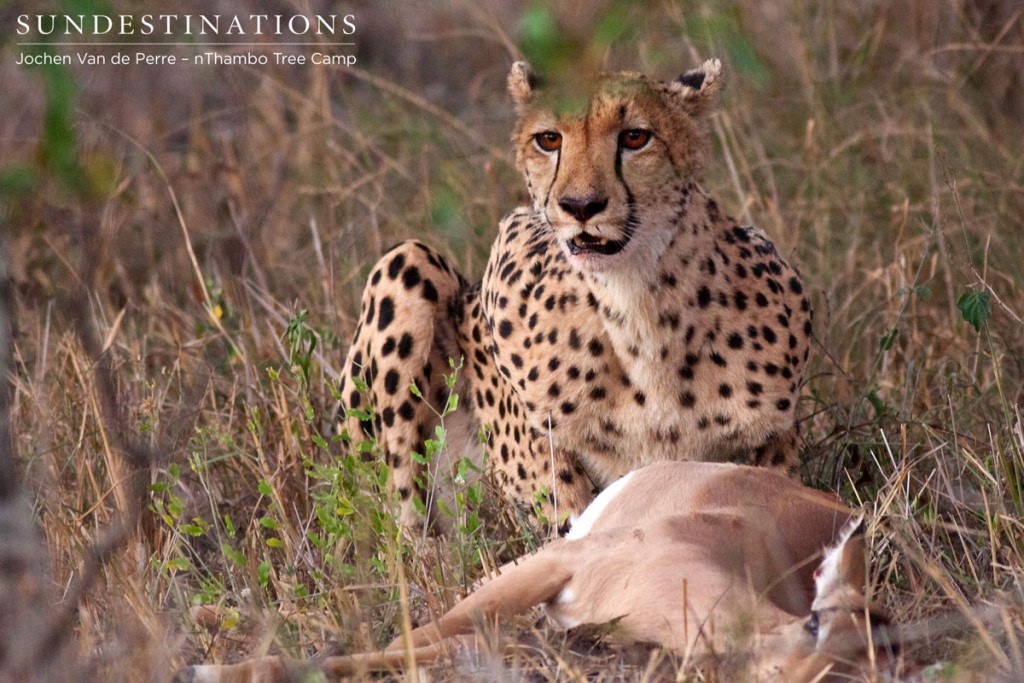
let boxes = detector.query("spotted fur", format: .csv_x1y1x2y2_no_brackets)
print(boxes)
338,59,812,529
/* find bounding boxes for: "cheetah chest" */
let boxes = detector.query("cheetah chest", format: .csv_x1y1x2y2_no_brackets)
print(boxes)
480,237,802,487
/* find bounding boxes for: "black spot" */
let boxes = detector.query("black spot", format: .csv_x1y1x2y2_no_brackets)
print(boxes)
370,269,382,286
381,337,396,356
731,226,751,242
718,383,732,398
634,391,646,406
382,406,395,427
560,401,577,415
734,291,748,310
735,263,748,278
678,365,694,380
568,329,582,349
755,292,769,307
500,444,510,463
679,391,696,408
659,311,681,330
590,386,607,400
567,366,580,379
383,369,400,395
764,363,779,376
511,353,524,368
710,352,727,367
548,357,561,371
422,279,439,302
747,381,764,396
527,367,540,381
789,276,803,294
559,470,575,484
776,398,792,411
397,401,416,421
547,384,561,398
588,338,605,356
402,266,422,289
387,253,406,279
727,333,743,350
761,326,777,344
517,463,528,480
397,333,414,360
697,286,712,308
377,297,395,331
677,69,705,89
498,320,513,338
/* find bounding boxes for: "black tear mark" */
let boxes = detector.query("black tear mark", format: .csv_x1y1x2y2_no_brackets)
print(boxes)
677,70,705,90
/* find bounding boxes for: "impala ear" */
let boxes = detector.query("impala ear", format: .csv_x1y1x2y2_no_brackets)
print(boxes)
508,61,539,109
813,516,867,599
668,58,723,117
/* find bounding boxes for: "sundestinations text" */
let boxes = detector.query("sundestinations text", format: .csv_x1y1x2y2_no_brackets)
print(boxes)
16,14,356,37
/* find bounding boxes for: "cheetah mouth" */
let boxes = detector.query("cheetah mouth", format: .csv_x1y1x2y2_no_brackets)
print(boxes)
566,231,629,256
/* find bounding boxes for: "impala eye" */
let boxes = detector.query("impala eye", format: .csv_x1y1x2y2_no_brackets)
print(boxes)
803,611,820,638
619,129,651,150
534,131,562,152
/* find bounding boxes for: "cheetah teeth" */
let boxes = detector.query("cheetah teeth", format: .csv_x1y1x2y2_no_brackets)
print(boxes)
571,236,609,247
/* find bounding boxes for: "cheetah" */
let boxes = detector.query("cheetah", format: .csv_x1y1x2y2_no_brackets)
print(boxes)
338,59,812,531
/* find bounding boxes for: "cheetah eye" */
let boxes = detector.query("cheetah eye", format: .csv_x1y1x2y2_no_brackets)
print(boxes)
619,129,651,151
534,131,563,153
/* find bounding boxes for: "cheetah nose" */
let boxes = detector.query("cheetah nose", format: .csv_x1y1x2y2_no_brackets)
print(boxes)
558,195,608,223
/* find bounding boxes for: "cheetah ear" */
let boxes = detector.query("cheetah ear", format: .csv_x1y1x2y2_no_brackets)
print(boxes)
508,61,539,109
669,58,723,117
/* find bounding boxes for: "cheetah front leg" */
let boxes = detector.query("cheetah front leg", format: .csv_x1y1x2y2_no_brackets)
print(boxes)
478,385,595,533
338,241,469,530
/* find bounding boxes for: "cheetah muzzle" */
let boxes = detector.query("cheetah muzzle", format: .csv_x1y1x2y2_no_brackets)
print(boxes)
338,58,813,532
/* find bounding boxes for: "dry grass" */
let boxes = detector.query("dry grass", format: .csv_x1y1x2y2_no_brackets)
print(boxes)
2,0,1024,680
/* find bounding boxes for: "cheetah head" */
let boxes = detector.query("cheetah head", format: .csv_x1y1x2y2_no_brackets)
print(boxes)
509,59,723,274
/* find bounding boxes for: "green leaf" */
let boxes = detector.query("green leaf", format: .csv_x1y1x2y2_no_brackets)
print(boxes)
879,328,897,351
221,543,246,568
168,557,191,571
258,480,273,497
957,291,991,332
257,560,271,587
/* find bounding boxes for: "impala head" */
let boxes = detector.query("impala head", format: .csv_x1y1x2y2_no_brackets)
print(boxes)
763,516,895,681
508,59,723,273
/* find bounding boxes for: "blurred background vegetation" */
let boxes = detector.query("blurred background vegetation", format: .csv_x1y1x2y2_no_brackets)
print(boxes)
1,0,1023,679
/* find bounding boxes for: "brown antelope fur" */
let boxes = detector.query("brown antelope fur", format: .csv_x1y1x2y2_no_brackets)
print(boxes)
337,58,812,529
175,462,897,683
